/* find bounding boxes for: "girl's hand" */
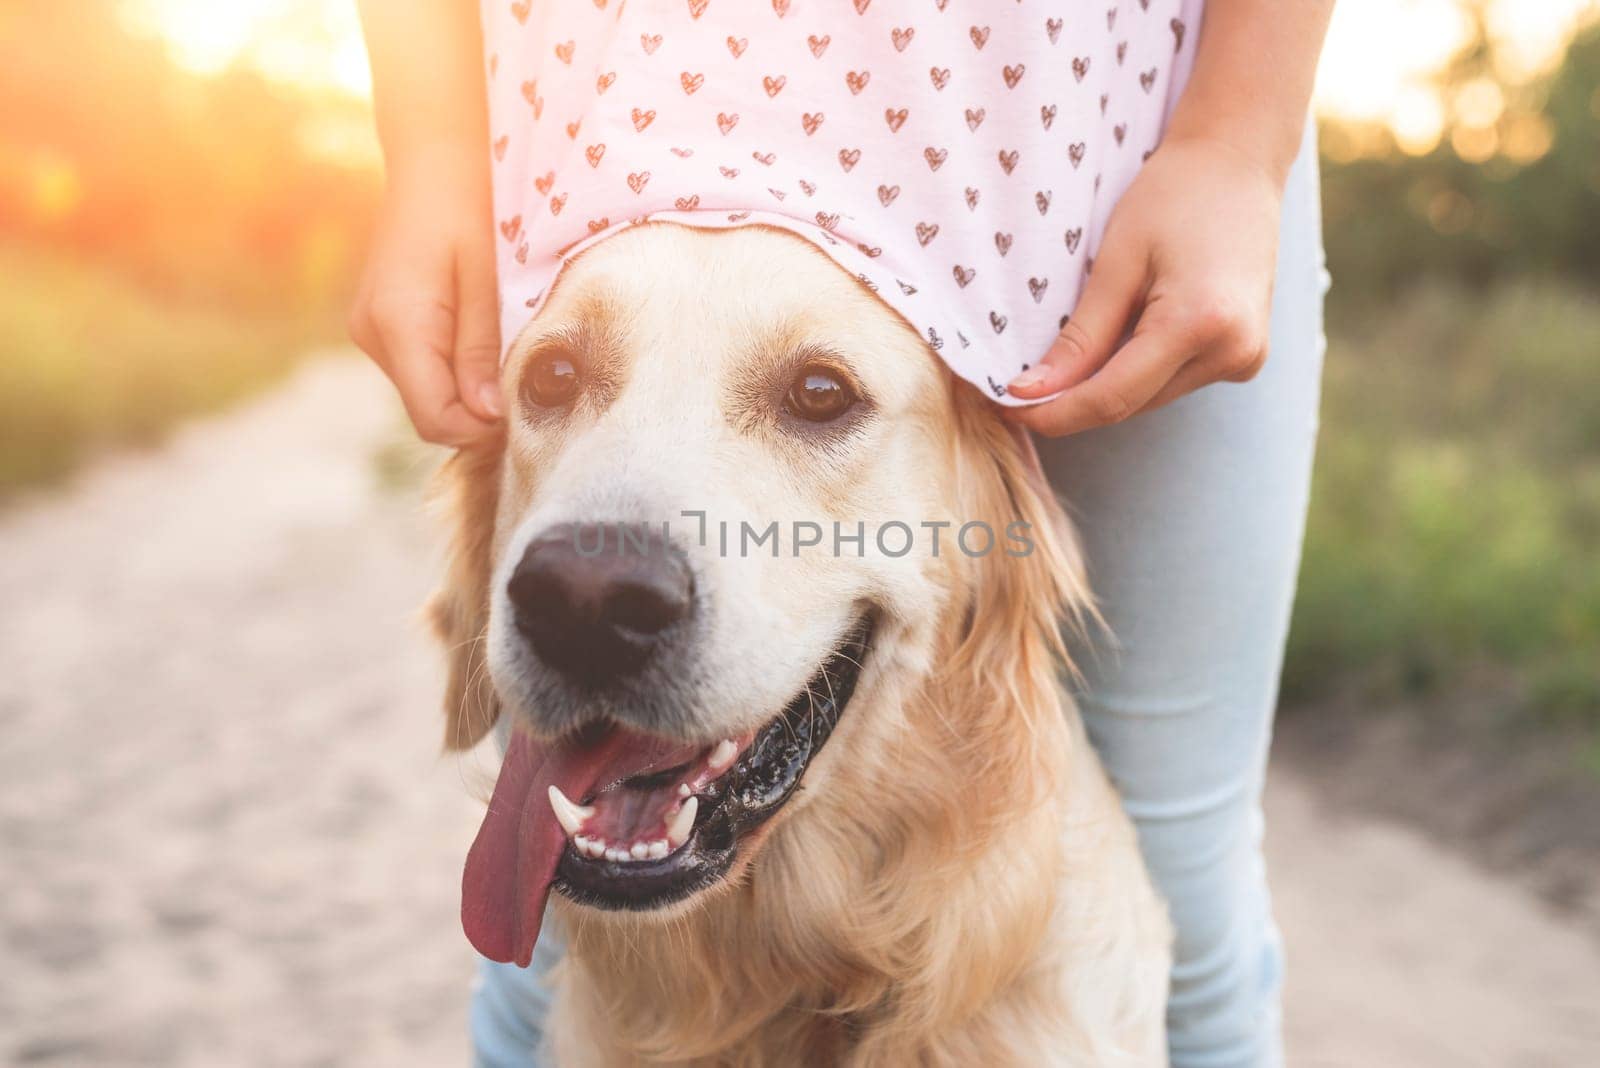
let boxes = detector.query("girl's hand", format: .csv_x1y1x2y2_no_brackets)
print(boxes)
348,150,503,446
1004,136,1284,436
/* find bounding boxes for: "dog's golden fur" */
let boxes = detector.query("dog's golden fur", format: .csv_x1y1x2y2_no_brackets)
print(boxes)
429,225,1169,1066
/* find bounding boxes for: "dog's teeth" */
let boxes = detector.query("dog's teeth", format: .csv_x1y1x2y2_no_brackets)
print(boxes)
708,739,738,771
648,839,669,859
677,783,692,798
666,795,698,847
574,834,592,853
630,841,650,860
582,837,606,858
605,846,628,862
547,785,594,837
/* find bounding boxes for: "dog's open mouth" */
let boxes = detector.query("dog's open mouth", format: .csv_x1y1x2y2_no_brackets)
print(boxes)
462,617,873,966
554,614,873,910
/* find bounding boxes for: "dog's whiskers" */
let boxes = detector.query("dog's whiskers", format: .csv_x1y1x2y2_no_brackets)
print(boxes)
450,632,494,756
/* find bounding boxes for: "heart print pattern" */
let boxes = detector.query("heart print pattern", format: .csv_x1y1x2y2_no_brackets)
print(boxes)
481,0,1201,405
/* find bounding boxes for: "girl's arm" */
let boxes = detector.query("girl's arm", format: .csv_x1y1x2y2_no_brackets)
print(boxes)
349,1,503,445
1007,0,1336,435
1166,0,1337,186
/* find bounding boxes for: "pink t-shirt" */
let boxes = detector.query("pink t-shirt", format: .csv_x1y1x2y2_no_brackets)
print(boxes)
482,0,1202,405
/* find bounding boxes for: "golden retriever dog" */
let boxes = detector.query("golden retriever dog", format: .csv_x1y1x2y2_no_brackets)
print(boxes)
430,222,1170,1067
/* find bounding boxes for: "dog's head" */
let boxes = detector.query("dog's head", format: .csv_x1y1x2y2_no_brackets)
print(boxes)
433,224,1089,967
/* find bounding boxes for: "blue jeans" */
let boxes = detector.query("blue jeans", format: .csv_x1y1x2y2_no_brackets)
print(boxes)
1034,123,1326,1067
471,126,1326,1068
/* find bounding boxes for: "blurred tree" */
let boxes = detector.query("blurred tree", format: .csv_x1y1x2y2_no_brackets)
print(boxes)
0,3,381,494
1320,17,1600,309
1292,10,1600,730
0,2,378,316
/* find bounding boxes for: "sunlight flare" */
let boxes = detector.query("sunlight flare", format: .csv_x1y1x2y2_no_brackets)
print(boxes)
123,0,370,95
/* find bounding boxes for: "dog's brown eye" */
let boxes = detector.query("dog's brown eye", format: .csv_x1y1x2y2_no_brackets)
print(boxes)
785,367,857,423
523,353,581,408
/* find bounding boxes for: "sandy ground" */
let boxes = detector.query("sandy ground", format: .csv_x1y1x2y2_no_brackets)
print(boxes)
2,357,1597,1067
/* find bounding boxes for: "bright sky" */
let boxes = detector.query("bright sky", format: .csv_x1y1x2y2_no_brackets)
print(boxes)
128,0,1596,130
124,0,373,96
1314,0,1595,152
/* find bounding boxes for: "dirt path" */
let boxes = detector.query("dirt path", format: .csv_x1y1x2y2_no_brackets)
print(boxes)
2,357,1596,1067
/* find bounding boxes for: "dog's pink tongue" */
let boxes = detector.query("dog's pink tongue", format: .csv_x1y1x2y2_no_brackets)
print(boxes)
461,727,693,967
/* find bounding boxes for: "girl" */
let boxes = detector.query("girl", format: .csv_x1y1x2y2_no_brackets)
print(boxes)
350,3,1334,1065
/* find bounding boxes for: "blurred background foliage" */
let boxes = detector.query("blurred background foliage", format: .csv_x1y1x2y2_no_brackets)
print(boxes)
1296,5,1600,743
0,2,376,486
0,2,1596,749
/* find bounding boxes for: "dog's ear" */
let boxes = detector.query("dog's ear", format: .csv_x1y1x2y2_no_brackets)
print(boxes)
946,389,1095,719
425,439,505,751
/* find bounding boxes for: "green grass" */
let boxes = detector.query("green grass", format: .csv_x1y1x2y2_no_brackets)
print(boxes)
1285,279,1600,731
0,244,334,498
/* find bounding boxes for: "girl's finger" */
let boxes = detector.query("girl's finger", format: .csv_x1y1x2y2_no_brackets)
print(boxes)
1005,325,1192,437
1005,234,1148,399
375,303,496,446
453,241,505,421
1140,351,1221,413
1137,324,1269,411
346,284,386,368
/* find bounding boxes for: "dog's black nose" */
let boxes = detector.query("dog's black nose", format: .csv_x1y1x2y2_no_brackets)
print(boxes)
507,523,693,687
